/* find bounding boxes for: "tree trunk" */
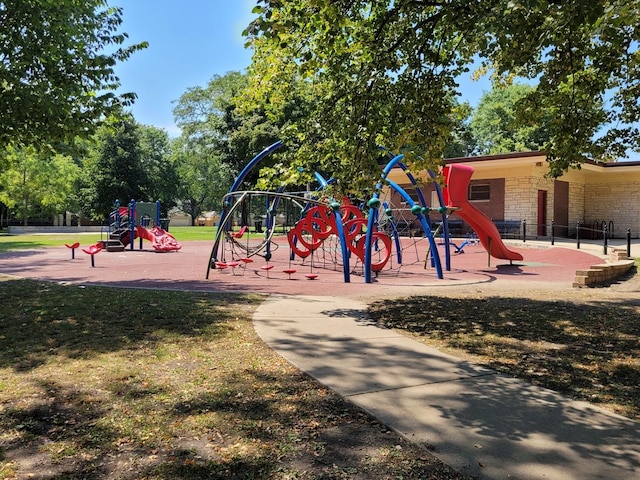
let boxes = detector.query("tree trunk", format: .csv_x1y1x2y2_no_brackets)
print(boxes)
22,168,28,226
23,194,28,226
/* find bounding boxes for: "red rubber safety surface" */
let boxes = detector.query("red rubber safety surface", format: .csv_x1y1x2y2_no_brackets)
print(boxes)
0,237,604,297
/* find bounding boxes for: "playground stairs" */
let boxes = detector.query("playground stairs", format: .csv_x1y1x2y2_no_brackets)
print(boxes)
98,228,128,252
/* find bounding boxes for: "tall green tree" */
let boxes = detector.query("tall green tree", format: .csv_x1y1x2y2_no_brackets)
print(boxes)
470,83,549,155
0,146,79,225
79,119,179,221
244,0,640,184
0,1,147,148
172,73,251,222
171,137,234,225
173,71,312,221
443,101,477,158
79,116,149,221
138,125,179,215
174,71,282,174
244,1,492,192
476,0,638,175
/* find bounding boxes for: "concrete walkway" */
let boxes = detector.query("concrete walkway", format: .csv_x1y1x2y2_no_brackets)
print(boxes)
253,295,640,480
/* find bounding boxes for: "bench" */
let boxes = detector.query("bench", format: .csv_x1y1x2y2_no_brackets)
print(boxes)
493,220,521,239
431,220,463,237
445,220,463,236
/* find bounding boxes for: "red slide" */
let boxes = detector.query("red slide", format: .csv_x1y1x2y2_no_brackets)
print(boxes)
135,226,182,251
443,164,523,262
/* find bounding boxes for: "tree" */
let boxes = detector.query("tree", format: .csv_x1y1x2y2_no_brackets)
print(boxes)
172,72,253,223
137,125,179,215
171,137,234,225
79,119,180,222
0,146,79,225
470,84,549,155
0,0,147,148
475,1,640,176
243,1,497,192
172,71,308,221
244,1,640,184
443,101,477,158
174,71,284,176
79,116,149,221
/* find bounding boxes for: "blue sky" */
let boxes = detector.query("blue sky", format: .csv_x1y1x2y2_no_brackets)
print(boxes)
112,1,491,136
112,0,256,135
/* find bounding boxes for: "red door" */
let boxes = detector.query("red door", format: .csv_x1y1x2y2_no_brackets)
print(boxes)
537,190,547,236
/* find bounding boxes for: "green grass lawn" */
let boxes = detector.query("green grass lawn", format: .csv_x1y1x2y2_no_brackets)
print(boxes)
0,227,217,253
0,226,273,254
0,277,464,479
0,229,464,478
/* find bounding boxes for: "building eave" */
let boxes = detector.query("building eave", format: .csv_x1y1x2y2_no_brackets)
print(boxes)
444,151,640,172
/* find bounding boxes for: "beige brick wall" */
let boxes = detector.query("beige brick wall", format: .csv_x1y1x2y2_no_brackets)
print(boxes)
484,161,640,238
568,182,585,235
584,182,640,237
504,176,534,223
504,167,555,234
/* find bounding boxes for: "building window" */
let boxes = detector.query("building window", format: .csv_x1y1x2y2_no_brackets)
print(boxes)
469,184,490,201
398,185,422,205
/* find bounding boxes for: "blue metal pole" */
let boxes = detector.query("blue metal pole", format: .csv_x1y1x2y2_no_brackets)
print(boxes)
386,179,443,279
364,154,404,283
129,199,136,250
428,170,451,271
364,190,381,284
330,201,351,283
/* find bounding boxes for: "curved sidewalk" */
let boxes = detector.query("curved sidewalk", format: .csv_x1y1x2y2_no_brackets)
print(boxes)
253,294,640,480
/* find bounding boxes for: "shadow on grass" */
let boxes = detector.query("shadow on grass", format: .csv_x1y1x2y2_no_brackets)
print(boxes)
0,294,467,480
0,277,262,371
368,294,640,418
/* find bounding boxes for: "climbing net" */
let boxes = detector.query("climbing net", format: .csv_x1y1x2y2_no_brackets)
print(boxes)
287,203,393,274
207,188,407,281
374,186,433,267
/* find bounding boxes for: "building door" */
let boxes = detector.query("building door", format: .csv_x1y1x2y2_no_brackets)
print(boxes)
553,180,569,237
537,190,547,236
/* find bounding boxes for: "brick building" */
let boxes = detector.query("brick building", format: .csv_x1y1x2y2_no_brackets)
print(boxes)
386,151,640,239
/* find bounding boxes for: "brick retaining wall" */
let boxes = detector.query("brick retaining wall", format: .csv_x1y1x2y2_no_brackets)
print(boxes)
573,248,635,287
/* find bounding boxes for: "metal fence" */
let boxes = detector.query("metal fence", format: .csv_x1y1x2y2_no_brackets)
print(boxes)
520,220,635,258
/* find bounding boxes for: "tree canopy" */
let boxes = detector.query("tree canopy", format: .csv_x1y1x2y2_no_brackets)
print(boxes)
174,71,313,196
0,0,147,148
79,117,150,220
471,83,549,155
0,145,79,225
244,0,640,186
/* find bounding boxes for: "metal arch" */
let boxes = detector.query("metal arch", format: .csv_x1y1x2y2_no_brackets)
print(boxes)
364,153,444,283
364,154,403,283
209,141,284,273
206,190,332,279
378,148,452,272
386,179,443,279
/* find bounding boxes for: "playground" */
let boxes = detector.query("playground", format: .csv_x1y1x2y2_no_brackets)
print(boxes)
0,234,611,297
0,141,620,295
204,142,529,287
